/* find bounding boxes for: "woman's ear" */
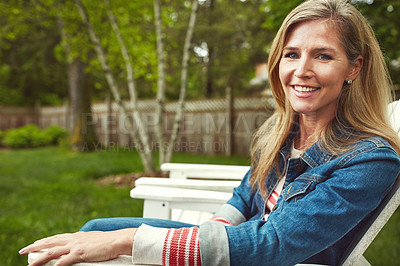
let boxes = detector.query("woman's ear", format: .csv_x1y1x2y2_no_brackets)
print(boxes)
347,56,363,81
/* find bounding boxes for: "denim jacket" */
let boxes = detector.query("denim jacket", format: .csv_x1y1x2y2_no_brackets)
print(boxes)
198,136,400,266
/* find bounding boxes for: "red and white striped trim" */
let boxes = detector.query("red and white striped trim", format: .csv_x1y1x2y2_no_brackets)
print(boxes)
163,227,201,266
264,176,286,220
266,190,280,212
209,216,233,226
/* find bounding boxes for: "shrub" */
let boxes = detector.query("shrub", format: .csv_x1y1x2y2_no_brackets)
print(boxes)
43,125,68,145
3,125,49,148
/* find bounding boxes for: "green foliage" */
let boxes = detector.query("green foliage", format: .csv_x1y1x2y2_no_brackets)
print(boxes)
355,0,400,86
42,125,69,145
3,124,68,149
0,0,274,105
261,0,302,33
3,125,48,148
1,0,399,106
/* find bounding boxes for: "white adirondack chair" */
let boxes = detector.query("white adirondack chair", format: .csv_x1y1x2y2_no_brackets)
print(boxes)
131,163,248,224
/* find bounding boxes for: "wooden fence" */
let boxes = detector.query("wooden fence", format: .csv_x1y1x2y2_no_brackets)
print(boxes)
0,94,275,156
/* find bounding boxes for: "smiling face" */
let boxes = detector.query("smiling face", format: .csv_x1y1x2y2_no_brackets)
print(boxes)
279,19,360,122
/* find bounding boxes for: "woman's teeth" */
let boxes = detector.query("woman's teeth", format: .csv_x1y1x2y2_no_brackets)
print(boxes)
293,86,319,92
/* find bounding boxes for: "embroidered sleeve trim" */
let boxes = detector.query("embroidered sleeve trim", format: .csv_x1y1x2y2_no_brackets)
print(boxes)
163,227,201,266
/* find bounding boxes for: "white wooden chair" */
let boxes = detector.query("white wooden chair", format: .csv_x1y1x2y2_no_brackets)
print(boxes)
131,163,248,224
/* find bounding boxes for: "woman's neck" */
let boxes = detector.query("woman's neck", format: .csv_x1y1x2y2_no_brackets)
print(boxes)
295,113,332,151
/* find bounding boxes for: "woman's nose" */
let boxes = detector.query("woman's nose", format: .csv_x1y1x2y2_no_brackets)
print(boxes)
294,57,313,78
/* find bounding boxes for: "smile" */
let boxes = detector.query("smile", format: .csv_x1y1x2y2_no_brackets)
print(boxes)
292,85,320,93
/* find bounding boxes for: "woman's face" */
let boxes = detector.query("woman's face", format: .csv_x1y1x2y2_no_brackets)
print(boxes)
279,19,357,121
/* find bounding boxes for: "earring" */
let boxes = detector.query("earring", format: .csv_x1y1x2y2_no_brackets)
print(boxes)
347,79,353,85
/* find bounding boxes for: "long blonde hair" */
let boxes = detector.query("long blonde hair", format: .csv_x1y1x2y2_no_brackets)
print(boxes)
251,0,400,196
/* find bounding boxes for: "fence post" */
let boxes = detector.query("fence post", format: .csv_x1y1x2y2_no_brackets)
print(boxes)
105,94,112,146
34,100,41,128
64,99,70,130
226,86,233,156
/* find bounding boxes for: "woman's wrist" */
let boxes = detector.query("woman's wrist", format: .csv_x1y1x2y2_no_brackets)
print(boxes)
111,228,137,256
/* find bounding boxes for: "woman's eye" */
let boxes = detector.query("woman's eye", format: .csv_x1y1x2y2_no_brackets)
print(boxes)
317,54,332,60
284,52,299,59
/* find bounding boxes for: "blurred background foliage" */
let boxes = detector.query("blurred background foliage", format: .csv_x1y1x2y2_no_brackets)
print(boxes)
0,0,398,107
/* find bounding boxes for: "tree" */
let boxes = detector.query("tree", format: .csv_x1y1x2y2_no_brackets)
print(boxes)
0,0,69,106
73,0,199,172
58,15,98,151
187,0,273,98
155,0,200,164
355,0,400,88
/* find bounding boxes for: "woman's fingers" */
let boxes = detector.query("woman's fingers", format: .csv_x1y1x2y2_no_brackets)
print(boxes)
19,233,73,254
53,246,110,266
52,248,87,266
27,246,70,266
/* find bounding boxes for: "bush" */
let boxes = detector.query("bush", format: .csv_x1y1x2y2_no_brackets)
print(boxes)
3,125,48,148
43,125,68,145
3,125,69,149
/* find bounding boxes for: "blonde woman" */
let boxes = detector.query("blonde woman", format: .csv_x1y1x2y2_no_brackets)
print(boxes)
20,0,400,265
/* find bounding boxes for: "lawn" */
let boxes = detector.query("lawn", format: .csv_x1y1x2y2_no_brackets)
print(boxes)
0,146,398,265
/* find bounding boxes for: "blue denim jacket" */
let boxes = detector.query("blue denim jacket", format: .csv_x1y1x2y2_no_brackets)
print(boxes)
198,136,400,265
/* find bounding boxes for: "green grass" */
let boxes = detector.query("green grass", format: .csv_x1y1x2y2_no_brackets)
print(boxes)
0,146,398,265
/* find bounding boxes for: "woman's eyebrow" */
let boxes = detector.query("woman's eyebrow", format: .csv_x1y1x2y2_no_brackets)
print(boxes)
313,47,337,53
282,46,297,51
282,46,337,53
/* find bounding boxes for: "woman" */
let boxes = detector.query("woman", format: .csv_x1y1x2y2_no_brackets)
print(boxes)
20,0,400,265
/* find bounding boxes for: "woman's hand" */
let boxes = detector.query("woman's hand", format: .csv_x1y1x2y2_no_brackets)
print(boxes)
19,228,137,266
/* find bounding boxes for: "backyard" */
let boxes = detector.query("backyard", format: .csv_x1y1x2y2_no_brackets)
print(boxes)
1,146,399,265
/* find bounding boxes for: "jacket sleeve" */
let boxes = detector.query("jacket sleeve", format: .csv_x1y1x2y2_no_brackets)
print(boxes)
198,170,254,265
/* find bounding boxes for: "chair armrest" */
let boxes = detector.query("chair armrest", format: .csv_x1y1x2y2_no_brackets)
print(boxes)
160,163,250,180
131,185,231,205
130,185,231,220
135,177,241,193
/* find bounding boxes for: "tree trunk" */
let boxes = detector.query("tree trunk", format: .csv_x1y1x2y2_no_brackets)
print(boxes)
104,0,155,171
164,0,199,163
154,0,167,164
205,46,214,98
58,17,97,152
74,0,155,172
205,0,215,98
69,58,98,152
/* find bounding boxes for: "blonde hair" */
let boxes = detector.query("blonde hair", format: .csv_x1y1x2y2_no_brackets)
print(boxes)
251,0,400,196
